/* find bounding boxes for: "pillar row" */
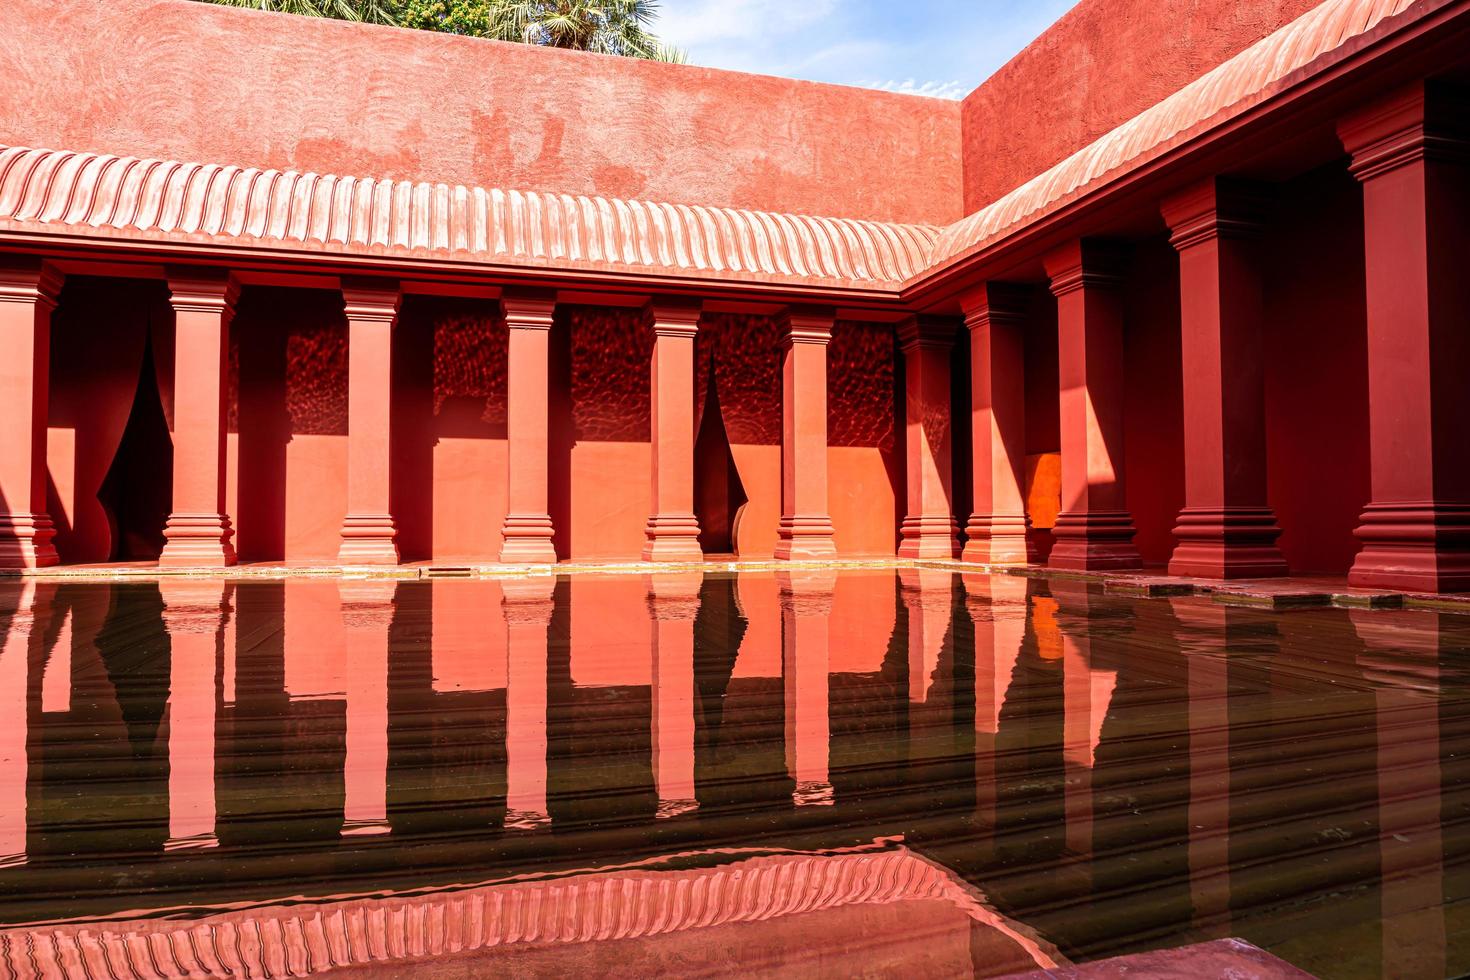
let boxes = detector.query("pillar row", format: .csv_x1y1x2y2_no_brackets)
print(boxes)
962,284,1034,565
644,298,703,562
0,259,61,569
161,271,239,567
500,291,558,564
1340,81,1470,592
1044,240,1142,571
1164,178,1287,579
338,281,401,565
776,307,837,560
899,316,960,559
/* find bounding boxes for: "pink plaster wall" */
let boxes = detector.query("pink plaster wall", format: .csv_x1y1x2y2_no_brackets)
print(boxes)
0,0,963,226
960,0,1323,211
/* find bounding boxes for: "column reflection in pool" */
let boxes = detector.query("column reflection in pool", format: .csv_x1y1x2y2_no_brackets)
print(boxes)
340,580,394,836
964,573,1027,831
648,573,702,818
1049,582,1118,862
901,568,951,705
0,582,36,866
503,577,553,830
161,580,229,850
780,570,834,807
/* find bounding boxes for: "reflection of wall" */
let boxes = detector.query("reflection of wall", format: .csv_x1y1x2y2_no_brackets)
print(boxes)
47,278,174,564
828,322,900,556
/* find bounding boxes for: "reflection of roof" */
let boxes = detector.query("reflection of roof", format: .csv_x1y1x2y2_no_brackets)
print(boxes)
0,843,1062,977
0,0,1432,294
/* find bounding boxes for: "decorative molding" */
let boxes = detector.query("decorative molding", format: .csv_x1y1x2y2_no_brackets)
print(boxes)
960,282,1028,332
897,315,956,352
502,289,557,330
1044,240,1127,298
779,306,835,347
0,259,62,308
1161,178,1273,250
644,296,702,338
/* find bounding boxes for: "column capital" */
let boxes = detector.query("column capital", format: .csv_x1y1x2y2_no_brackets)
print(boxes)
959,282,1028,331
1043,239,1127,297
0,258,63,309
341,278,401,323
1161,177,1273,249
1339,80,1470,183
167,267,240,316
644,296,702,339
897,314,955,352
779,305,834,347
502,288,558,329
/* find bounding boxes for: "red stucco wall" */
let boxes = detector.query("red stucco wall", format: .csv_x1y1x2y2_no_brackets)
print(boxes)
959,0,1323,211
0,0,963,226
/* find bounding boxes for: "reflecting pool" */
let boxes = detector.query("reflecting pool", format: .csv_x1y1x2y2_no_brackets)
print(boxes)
0,569,1465,977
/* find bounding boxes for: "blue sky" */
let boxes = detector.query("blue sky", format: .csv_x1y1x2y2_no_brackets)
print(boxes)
655,0,1082,99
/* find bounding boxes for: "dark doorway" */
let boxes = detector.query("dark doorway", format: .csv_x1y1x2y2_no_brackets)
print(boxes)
97,334,174,561
693,373,747,555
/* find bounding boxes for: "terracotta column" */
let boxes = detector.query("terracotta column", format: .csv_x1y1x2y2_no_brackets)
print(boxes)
338,281,401,565
643,299,703,562
503,577,553,829
0,583,36,865
161,580,228,850
1340,82,1470,591
0,260,61,569
500,291,558,564
161,271,239,567
340,580,394,837
898,316,960,559
776,307,837,560
647,572,702,817
901,567,951,704
1163,179,1287,579
779,570,834,806
962,285,1034,564
1044,240,1141,570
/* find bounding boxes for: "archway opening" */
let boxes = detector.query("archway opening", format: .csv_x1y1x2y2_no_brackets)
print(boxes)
97,334,174,562
693,373,747,556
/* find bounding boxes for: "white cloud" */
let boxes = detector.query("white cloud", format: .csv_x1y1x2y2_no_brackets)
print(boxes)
864,78,969,100
658,0,838,49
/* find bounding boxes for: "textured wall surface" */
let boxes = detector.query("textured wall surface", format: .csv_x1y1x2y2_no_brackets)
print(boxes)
960,0,1323,211
0,0,963,226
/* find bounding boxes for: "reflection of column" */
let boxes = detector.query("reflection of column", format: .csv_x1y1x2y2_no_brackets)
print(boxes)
161,271,239,567
1044,241,1141,571
644,299,704,562
503,578,554,829
1163,180,1286,579
780,571,834,806
647,573,702,817
1051,584,1117,860
41,608,71,714
776,307,837,560
1353,610,1446,978
898,317,960,559
1339,83,1470,591
901,568,952,704
0,583,36,865
338,281,402,565
0,259,61,569
964,573,1027,831
340,580,394,836
962,285,1033,565
161,580,229,850
1171,600,1236,937
500,291,559,563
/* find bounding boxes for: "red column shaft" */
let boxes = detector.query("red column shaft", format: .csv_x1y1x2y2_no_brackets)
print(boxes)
898,317,961,559
962,285,1034,564
338,281,401,565
779,570,834,807
500,291,558,564
1164,179,1286,579
1044,240,1142,570
162,272,238,567
644,299,703,562
1341,82,1470,591
648,572,702,817
776,308,837,560
0,260,61,569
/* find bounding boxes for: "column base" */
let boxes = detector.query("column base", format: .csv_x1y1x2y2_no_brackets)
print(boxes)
961,513,1035,564
1049,510,1142,570
0,513,58,569
1348,502,1470,592
1168,506,1287,578
898,515,960,560
159,513,238,567
775,514,837,561
499,513,558,564
338,514,400,565
642,514,703,562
